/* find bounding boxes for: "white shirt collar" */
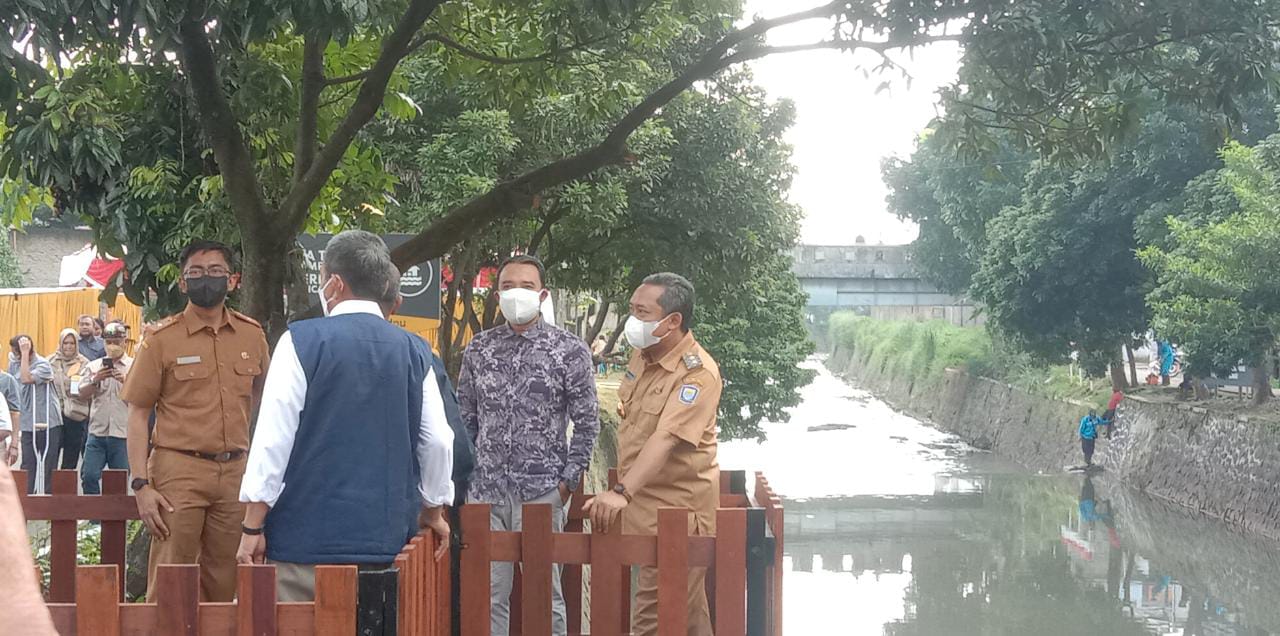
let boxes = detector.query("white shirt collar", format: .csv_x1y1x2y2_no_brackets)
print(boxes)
329,299,385,318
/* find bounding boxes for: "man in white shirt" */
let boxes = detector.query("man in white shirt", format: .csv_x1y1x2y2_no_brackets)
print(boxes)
237,230,453,601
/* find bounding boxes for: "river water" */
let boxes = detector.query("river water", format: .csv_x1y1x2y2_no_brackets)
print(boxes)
719,358,1280,636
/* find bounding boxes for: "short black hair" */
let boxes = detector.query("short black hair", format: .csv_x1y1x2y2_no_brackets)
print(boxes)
380,262,401,310
93,317,104,330
179,240,237,272
497,254,547,288
323,230,396,301
642,272,695,332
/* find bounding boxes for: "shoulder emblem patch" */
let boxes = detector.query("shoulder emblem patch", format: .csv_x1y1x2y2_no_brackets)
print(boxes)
678,384,700,405
682,352,702,370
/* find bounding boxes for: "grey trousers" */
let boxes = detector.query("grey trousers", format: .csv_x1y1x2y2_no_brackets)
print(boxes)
471,488,568,636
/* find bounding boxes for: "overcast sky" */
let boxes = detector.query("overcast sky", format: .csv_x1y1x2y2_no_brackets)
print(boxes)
740,1,962,246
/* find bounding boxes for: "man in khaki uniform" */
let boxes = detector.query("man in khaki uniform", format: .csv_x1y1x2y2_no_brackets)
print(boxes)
122,240,270,602
585,272,720,636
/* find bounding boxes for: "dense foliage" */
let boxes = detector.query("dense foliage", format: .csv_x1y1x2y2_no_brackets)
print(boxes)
886,94,1279,388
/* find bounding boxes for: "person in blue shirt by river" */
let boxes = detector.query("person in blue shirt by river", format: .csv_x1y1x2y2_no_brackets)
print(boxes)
1079,409,1105,467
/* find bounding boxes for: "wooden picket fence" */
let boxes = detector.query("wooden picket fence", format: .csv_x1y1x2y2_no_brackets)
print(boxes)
18,468,781,635
470,470,784,636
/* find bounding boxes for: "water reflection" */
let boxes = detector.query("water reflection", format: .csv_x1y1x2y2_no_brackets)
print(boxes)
720,359,1280,635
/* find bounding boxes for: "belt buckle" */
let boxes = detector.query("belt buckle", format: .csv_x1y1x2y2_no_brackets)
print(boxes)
215,451,232,462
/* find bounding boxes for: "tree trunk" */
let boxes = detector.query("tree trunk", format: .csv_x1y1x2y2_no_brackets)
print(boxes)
1250,363,1271,406
1125,344,1138,387
438,259,461,370
1109,349,1128,391
481,289,500,330
602,312,627,356
585,300,612,343
238,235,290,343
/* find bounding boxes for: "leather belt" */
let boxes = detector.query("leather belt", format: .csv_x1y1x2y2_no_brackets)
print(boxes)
159,447,247,462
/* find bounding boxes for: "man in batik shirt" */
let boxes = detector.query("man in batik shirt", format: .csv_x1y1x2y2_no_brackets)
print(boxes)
457,254,600,636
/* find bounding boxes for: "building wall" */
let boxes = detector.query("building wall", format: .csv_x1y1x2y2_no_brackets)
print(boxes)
794,244,980,326
11,227,93,287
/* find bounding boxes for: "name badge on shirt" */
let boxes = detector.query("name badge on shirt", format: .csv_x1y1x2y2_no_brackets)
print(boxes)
176,356,203,365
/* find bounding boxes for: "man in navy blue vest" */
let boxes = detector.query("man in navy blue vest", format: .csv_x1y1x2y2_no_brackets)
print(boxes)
236,230,454,601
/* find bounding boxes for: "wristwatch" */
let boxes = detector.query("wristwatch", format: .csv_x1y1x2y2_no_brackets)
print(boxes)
612,482,633,504
131,478,149,491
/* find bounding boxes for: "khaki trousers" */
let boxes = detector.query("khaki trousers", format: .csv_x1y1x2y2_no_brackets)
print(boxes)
145,449,245,602
631,565,713,636
271,561,395,602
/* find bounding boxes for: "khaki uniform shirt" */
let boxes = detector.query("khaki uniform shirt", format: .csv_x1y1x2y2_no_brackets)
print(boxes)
121,306,269,454
617,331,721,536
82,355,133,438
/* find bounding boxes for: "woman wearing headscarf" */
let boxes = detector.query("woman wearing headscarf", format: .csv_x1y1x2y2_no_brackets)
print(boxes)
50,329,91,471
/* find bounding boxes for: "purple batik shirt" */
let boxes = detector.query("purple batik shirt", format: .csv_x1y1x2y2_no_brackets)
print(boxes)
457,319,600,504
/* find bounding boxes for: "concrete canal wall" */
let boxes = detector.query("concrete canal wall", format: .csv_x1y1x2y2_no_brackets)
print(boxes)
826,345,1280,542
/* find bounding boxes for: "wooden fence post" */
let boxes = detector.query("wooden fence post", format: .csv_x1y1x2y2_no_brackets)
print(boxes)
745,508,769,636
460,504,492,636
520,503,554,636
100,470,129,600
563,487,584,635
715,508,747,636
49,470,78,602
236,564,278,636
155,564,200,636
588,520,622,636
76,565,120,636
314,565,358,636
657,508,689,635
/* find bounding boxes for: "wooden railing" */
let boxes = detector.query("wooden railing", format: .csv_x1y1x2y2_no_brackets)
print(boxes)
470,470,783,636
18,468,782,636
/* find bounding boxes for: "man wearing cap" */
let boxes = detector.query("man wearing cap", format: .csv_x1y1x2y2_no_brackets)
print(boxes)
121,240,270,602
79,321,133,495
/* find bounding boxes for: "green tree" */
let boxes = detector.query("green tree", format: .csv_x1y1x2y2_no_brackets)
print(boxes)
5,0,1280,333
372,52,811,437
890,97,1276,384
1141,139,1280,403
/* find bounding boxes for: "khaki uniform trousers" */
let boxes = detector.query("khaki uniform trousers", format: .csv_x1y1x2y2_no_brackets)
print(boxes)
145,449,246,602
631,565,713,636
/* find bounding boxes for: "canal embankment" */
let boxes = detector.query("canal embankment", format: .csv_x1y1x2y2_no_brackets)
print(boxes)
827,314,1280,542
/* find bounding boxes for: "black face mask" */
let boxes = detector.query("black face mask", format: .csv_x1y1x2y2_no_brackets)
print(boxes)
185,276,229,308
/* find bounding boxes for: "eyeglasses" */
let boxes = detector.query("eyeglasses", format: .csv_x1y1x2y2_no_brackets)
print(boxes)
183,266,230,279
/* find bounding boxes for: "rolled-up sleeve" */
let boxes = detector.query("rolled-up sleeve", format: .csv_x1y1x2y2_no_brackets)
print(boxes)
239,332,307,507
561,342,599,489
418,367,455,506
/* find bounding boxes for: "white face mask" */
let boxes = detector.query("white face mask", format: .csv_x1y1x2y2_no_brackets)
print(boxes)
499,288,543,325
317,276,336,317
624,314,668,349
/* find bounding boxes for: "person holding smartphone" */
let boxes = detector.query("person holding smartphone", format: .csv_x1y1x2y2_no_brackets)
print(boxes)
79,322,133,495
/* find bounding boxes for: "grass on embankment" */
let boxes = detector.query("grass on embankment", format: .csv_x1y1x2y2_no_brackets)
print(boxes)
829,313,1112,408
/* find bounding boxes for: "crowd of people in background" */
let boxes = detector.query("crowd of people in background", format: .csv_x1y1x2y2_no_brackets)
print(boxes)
0,314,137,496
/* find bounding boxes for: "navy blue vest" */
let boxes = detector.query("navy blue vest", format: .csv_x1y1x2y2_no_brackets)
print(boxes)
265,312,431,564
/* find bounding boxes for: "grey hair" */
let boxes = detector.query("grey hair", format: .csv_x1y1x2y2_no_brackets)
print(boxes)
642,272,695,332
322,230,396,301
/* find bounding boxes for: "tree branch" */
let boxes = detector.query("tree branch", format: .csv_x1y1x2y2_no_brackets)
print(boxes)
293,33,327,183
177,15,271,229
277,0,445,233
390,2,961,268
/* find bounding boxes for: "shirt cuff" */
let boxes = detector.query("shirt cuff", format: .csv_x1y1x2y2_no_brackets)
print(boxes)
560,466,584,491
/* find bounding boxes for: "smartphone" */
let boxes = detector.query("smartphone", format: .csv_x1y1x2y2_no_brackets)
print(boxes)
104,358,115,370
